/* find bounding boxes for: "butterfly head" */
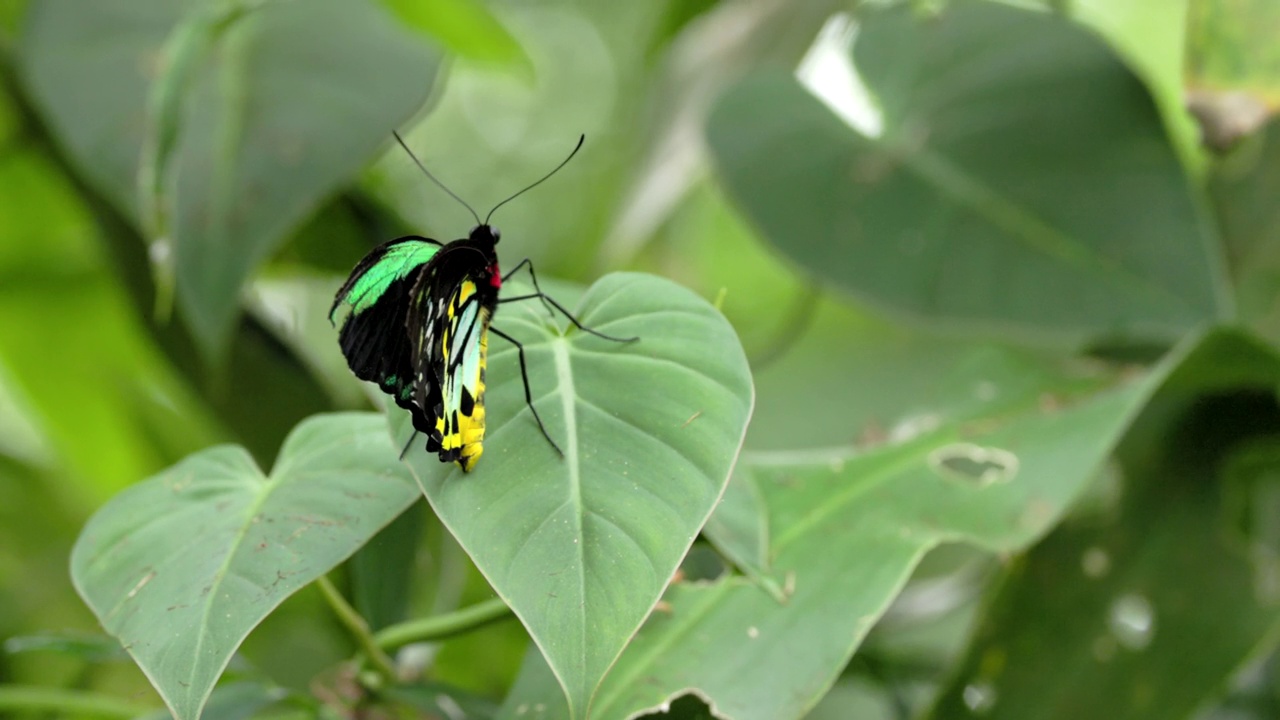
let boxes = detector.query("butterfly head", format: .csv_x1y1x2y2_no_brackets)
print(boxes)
470,224,500,246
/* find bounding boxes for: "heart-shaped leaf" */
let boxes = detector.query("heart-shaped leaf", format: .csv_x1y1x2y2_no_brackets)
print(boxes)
707,0,1229,346
396,272,754,719
71,413,419,720
20,0,441,358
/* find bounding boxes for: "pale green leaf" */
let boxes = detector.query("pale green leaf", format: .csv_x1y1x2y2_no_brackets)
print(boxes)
71,413,419,720
399,273,754,719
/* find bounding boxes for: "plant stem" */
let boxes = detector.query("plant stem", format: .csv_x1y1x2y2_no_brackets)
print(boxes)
0,686,156,718
374,597,513,651
316,574,398,678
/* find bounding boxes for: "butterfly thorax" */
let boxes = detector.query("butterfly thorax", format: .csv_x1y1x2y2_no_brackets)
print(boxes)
466,224,503,292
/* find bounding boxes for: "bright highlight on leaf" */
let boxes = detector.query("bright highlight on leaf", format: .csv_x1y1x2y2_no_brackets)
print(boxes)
707,0,1230,347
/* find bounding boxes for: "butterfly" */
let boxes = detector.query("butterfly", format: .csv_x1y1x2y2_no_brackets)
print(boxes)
329,133,634,472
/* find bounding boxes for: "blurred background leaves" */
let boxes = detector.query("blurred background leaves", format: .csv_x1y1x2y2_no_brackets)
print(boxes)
3,0,1280,718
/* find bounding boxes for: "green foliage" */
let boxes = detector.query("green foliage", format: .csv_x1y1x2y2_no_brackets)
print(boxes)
71,413,419,719
403,273,753,717
927,332,1280,719
708,1,1228,346
498,327,1201,720
21,0,441,358
4,0,1280,719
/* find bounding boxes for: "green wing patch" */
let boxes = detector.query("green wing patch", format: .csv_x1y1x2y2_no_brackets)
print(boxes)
330,236,443,426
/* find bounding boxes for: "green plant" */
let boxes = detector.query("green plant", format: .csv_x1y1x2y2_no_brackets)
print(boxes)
3,0,1280,719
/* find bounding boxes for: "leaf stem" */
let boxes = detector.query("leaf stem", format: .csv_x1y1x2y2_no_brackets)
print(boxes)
374,597,513,651
316,574,398,678
0,686,156,718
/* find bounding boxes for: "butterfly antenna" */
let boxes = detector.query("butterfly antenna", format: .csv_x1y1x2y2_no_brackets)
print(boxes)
392,131,482,226
484,134,585,225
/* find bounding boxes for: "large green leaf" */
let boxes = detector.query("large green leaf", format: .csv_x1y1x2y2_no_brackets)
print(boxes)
397,273,754,719
926,331,1280,720
500,329,1230,719
1057,0,1199,166
70,413,419,720
707,0,1228,346
19,0,440,358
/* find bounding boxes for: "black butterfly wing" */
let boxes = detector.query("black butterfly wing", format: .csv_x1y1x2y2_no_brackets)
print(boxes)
330,236,443,432
406,247,495,471
405,261,449,451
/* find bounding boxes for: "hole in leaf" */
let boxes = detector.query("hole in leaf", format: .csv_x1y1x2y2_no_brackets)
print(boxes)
928,443,1019,487
634,691,719,719
680,542,728,583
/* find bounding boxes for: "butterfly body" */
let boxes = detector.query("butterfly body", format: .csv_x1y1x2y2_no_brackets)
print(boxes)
330,225,504,472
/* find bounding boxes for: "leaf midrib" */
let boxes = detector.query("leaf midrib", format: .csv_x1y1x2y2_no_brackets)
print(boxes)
182,465,276,710
880,130,1191,312
552,337,589,717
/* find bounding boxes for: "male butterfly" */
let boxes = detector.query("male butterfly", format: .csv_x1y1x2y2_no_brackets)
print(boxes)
329,133,634,471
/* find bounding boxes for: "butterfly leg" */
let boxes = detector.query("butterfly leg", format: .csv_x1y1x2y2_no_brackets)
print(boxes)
489,326,564,458
502,258,555,318
499,291,638,343
399,430,419,460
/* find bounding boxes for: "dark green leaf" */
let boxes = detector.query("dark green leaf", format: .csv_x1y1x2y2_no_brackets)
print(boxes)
707,0,1228,346
505,330,1220,719
927,330,1280,720
1210,118,1280,339
349,499,426,631
20,0,441,358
